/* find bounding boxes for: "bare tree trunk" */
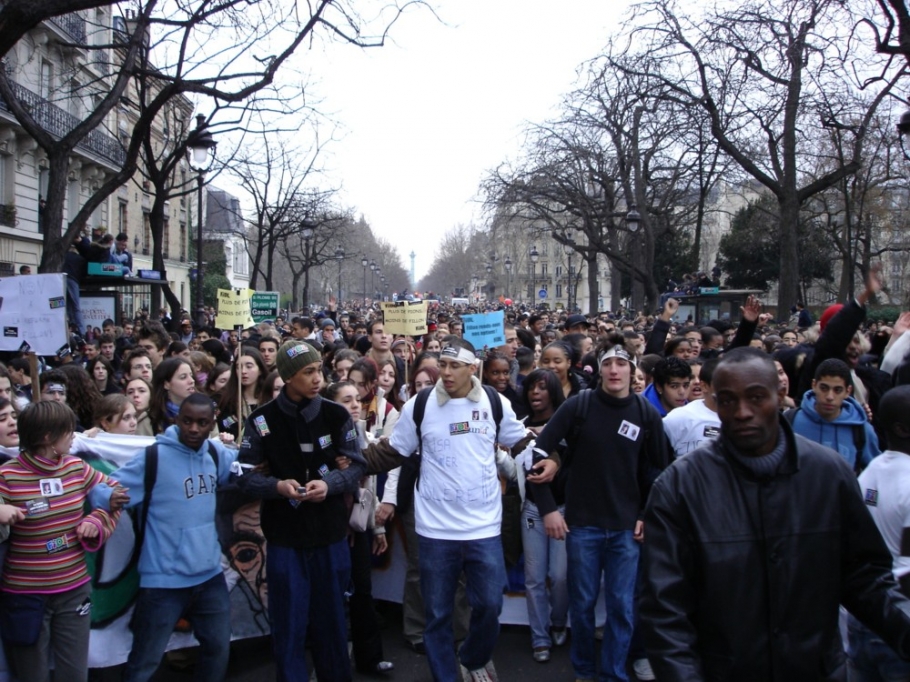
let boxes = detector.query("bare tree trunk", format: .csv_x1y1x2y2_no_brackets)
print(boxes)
585,254,598,314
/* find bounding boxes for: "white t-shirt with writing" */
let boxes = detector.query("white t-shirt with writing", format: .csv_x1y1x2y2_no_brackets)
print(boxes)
390,388,527,541
662,399,722,458
858,450,910,581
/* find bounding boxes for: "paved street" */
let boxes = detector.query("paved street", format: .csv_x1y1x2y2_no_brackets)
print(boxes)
89,602,582,681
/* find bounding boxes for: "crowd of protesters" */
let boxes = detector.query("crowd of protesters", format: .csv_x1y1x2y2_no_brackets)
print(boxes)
1,268,910,681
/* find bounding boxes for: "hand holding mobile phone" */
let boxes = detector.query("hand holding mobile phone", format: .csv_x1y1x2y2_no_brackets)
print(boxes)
296,486,308,496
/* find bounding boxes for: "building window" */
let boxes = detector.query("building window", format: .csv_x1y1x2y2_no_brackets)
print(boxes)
142,213,150,254
556,284,563,298
117,201,128,234
39,60,53,99
163,218,170,259
179,222,187,261
556,265,563,277
541,263,548,277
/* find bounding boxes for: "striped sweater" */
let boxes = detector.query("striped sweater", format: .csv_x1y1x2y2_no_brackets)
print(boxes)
0,451,118,594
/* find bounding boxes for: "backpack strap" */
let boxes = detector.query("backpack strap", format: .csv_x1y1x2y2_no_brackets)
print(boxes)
561,389,593,472
412,387,433,491
783,407,800,425
137,443,159,558
851,424,866,476
481,385,504,446
206,440,219,477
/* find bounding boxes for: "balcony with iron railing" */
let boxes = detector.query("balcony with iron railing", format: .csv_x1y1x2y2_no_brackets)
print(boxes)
0,79,125,167
48,13,87,43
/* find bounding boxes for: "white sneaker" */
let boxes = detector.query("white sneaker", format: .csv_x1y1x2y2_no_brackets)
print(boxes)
633,658,656,681
460,660,499,682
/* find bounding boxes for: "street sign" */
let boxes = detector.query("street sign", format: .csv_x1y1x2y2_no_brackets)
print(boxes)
250,291,280,322
538,289,548,299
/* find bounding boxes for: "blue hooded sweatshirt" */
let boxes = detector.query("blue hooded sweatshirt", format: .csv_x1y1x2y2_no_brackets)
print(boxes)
643,382,674,417
107,427,237,589
791,391,880,470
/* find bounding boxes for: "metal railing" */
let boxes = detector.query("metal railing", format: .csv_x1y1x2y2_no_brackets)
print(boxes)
0,80,125,166
48,13,87,43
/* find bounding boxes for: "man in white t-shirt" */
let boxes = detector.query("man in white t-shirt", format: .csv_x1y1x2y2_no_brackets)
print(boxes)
363,338,556,682
849,385,910,678
662,357,721,458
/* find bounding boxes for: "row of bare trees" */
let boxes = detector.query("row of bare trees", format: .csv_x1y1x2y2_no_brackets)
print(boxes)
0,0,423,322
482,0,910,314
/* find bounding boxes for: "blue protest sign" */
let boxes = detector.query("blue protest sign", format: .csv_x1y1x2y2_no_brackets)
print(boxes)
462,311,506,350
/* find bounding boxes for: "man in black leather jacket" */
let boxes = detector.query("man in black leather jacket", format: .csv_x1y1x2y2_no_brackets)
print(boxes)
641,348,910,682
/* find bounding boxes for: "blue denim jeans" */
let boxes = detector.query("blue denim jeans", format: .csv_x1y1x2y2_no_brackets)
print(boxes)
65,276,84,335
521,501,568,649
267,539,352,682
566,527,639,682
847,613,910,681
124,573,231,682
419,534,506,682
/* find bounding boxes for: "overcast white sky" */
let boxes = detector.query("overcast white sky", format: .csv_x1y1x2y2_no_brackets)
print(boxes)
294,1,630,283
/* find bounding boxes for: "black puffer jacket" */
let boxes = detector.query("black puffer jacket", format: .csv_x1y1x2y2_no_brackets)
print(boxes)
641,417,910,682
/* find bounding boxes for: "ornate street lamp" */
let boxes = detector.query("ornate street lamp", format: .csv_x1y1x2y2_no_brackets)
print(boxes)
186,114,217,327
335,246,344,301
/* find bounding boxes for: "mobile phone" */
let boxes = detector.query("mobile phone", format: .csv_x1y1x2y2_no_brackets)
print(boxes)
296,486,308,496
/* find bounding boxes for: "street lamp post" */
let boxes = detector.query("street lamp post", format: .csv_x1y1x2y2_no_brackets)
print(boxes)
504,256,512,299
370,260,376,302
529,246,539,303
486,262,493,299
361,256,368,305
335,246,344,302
186,114,217,328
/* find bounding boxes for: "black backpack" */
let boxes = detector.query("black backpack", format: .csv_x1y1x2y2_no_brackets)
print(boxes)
410,384,504,490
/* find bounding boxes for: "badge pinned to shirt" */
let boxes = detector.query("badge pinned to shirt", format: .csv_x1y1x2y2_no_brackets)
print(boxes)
25,498,50,516
253,415,270,436
318,434,333,449
39,478,64,497
45,535,68,553
345,428,357,442
703,425,721,438
864,488,879,506
618,420,640,441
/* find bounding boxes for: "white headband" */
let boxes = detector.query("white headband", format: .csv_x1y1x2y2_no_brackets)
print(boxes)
440,345,479,365
598,345,636,368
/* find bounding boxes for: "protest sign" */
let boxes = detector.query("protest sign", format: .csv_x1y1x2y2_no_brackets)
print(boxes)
380,301,428,335
215,288,255,329
0,274,68,356
462,311,506,350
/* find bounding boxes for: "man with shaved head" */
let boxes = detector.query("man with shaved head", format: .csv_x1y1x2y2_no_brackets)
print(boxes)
641,348,910,681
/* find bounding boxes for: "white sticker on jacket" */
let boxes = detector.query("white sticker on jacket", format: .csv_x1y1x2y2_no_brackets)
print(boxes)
618,421,640,441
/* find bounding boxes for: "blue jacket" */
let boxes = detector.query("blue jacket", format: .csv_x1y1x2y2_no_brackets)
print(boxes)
791,391,880,470
643,382,670,417
110,427,237,588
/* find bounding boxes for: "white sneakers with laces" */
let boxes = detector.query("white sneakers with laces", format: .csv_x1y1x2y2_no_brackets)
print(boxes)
633,657,656,680
460,660,499,682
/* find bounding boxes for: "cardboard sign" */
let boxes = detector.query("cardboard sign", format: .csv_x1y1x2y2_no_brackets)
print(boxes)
215,288,255,329
0,274,68,355
462,311,505,349
381,301,428,335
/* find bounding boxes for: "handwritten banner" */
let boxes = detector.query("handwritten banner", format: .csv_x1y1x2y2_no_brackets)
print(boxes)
462,310,505,350
380,301,428,335
0,274,68,356
215,288,255,329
